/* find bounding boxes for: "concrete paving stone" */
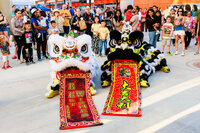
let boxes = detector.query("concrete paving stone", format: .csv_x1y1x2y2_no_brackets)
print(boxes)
0,33,200,133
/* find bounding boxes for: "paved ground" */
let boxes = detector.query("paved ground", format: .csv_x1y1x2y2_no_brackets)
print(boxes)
0,33,200,133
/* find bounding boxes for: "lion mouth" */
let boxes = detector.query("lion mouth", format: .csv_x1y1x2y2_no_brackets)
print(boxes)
66,45,74,49
50,58,92,72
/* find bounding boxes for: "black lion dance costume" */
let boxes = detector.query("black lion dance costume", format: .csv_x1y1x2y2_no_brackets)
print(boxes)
101,29,170,88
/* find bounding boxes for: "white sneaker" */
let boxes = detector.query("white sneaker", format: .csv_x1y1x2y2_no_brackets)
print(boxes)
194,52,199,55
181,52,185,56
175,51,179,55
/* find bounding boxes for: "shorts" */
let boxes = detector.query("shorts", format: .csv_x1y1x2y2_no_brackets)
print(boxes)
174,30,185,36
2,55,8,62
0,26,8,32
162,38,171,46
198,36,200,42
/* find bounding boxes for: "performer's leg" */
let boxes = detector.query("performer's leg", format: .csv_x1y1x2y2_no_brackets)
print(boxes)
101,60,112,88
90,82,96,96
45,72,60,98
101,71,111,88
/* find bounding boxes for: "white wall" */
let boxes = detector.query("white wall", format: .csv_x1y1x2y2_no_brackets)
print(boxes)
12,0,35,6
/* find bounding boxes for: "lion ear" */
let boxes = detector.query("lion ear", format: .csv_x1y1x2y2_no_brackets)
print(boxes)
129,31,144,43
109,30,122,48
110,30,122,41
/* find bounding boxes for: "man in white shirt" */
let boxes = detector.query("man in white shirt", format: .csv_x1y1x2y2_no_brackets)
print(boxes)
163,6,170,22
129,6,140,31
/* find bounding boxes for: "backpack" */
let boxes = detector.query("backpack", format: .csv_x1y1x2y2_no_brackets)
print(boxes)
105,19,114,31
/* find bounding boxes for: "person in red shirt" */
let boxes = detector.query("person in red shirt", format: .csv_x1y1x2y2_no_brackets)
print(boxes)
125,5,133,22
141,8,147,32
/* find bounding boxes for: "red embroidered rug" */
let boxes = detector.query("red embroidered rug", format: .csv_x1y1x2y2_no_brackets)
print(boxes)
102,60,142,117
59,70,103,130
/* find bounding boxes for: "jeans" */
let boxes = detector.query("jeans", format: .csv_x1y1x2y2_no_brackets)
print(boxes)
149,31,158,48
141,22,147,32
36,33,47,59
99,39,107,56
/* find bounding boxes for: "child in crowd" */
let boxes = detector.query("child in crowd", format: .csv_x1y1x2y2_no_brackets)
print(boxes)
91,16,101,55
161,16,174,55
98,20,110,57
0,35,11,69
125,5,133,21
22,21,35,65
48,20,59,35
195,21,200,55
154,11,162,35
39,11,49,28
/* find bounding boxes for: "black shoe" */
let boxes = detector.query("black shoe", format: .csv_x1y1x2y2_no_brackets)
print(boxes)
31,61,35,64
45,56,49,59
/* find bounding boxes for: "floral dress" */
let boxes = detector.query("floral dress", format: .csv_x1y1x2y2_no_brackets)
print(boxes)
0,42,10,56
184,16,195,32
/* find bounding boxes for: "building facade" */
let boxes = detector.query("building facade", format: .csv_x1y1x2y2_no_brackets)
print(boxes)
135,0,200,10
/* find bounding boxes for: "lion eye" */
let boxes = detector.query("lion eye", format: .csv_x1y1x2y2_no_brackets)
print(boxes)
127,40,132,46
118,40,122,44
134,39,142,48
53,44,60,54
81,44,88,54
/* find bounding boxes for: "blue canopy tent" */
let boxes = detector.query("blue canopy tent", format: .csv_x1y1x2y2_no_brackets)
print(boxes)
36,4,51,11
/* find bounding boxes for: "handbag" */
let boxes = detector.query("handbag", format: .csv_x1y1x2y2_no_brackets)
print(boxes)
78,19,87,30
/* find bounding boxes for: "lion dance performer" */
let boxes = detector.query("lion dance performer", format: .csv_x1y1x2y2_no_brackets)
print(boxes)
101,28,170,88
45,33,98,98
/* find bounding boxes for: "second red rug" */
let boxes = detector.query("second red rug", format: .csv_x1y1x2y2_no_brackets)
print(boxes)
102,60,142,117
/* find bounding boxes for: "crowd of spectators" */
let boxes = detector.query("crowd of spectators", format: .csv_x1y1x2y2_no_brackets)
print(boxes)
0,4,200,69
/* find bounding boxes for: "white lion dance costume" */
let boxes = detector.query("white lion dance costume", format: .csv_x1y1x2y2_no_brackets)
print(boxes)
46,33,98,98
